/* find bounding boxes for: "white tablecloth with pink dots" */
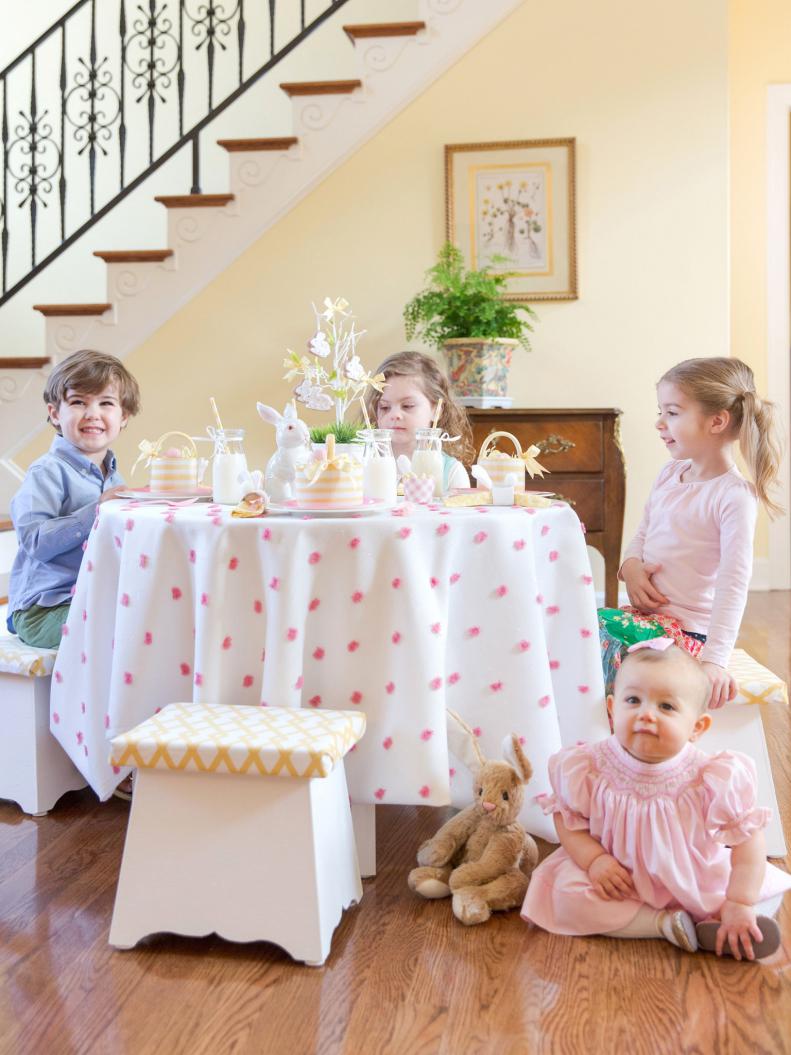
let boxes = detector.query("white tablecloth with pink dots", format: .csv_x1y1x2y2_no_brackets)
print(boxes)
49,498,609,839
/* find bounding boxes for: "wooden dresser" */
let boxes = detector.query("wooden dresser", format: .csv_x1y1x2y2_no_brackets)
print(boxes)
467,408,625,607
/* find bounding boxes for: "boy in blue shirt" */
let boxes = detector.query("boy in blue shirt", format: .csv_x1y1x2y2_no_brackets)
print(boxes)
8,349,141,648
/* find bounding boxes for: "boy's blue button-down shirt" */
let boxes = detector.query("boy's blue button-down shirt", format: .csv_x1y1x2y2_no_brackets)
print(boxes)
8,435,123,624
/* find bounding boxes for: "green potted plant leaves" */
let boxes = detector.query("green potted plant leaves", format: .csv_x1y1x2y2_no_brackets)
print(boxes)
403,243,537,408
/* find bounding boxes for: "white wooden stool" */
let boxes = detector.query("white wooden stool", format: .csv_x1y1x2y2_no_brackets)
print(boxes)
0,633,86,815
705,649,789,857
108,702,366,966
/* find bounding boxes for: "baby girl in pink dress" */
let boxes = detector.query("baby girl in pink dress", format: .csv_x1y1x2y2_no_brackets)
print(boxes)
522,639,791,960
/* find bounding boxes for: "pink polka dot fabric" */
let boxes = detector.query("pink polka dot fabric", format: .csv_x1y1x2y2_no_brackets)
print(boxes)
49,500,608,838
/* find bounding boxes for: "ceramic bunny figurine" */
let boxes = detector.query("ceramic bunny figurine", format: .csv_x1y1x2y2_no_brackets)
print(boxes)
256,402,311,501
408,709,539,925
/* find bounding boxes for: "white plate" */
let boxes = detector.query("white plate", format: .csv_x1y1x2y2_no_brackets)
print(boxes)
117,487,213,501
268,498,390,517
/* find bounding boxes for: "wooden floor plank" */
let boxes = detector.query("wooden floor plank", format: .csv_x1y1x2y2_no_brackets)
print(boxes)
0,594,789,1054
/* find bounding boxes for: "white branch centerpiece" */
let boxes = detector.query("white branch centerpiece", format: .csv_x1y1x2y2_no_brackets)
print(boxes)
284,298,385,435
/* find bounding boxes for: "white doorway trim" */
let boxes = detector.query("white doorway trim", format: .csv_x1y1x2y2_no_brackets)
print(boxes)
766,85,791,589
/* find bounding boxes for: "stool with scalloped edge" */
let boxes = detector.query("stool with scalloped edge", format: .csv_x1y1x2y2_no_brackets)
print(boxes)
108,702,366,966
0,633,86,815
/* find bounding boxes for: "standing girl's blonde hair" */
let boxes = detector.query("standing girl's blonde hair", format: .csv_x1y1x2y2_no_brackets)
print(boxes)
660,357,784,518
364,351,476,464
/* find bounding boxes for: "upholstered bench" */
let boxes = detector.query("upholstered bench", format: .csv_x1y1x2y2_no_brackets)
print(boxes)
108,702,366,966
707,648,789,857
0,633,86,815
728,648,788,706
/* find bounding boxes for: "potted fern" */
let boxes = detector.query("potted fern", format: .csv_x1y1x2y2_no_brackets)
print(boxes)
403,243,537,408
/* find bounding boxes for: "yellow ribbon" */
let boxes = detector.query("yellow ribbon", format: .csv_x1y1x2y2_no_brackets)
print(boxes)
520,444,548,479
131,439,160,475
302,452,359,487
131,433,197,476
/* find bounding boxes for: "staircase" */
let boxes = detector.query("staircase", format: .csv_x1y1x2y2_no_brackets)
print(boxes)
0,0,524,519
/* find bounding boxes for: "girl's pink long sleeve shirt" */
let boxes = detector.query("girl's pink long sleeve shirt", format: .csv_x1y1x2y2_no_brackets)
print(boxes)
620,460,757,667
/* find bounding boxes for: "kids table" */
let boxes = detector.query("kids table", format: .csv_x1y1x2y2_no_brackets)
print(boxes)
49,498,609,840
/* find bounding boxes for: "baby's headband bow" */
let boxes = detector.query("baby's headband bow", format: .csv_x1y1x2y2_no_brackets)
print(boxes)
626,637,674,654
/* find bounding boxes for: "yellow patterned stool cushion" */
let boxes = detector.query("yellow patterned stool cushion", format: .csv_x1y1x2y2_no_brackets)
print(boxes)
728,649,788,706
109,703,366,779
0,633,58,678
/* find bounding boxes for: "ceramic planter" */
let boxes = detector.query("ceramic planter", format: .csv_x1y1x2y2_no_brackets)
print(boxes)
441,337,519,408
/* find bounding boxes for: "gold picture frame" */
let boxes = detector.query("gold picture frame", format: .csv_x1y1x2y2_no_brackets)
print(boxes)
445,138,577,302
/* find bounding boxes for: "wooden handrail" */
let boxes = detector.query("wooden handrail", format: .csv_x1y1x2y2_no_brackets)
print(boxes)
0,358,50,369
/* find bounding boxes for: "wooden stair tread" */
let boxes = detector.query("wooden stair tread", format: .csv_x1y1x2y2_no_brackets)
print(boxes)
343,21,425,41
217,136,299,153
93,250,174,263
280,79,362,97
154,194,235,208
0,357,50,369
33,304,111,317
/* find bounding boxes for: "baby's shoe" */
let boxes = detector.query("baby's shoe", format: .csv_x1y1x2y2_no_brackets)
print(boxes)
696,916,781,960
658,909,698,952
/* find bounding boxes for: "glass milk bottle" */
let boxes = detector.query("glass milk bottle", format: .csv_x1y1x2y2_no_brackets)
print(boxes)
362,429,397,504
211,428,249,504
411,427,445,496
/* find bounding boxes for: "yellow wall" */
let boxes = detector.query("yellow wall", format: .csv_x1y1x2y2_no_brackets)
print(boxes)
730,0,791,555
24,0,730,553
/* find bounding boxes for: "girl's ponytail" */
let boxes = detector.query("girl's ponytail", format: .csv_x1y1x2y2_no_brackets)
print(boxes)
660,357,785,518
739,390,784,518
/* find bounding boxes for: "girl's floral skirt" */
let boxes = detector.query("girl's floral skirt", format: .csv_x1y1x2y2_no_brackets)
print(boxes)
598,607,705,695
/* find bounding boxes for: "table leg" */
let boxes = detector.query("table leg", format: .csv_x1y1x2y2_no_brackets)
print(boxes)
351,802,376,878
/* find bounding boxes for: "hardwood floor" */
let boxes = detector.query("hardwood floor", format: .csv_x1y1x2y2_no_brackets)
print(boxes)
1,595,790,1055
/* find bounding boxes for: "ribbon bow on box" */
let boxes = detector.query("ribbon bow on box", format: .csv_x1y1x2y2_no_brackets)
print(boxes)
477,431,548,482
519,444,548,480
301,435,358,487
131,430,199,475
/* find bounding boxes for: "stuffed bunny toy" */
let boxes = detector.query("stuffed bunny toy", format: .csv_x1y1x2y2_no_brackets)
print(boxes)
408,709,539,925
256,402,311,501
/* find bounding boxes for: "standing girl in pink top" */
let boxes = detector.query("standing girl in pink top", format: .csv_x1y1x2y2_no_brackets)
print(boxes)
599,357,783,709
522,641,791,959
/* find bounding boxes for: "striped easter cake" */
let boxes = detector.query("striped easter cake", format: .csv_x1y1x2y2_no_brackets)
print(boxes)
150,448,198,492
295,437,363,508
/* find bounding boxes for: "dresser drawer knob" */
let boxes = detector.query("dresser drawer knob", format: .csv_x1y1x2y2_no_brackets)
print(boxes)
536,434,575,456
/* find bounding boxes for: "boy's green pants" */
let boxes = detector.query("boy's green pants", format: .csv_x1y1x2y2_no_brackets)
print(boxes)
12,603,70,649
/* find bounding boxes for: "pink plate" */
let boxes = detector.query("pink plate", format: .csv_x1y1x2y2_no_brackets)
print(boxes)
268,498,389,517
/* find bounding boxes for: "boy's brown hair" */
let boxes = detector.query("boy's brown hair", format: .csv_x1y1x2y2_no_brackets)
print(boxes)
44,350,141,428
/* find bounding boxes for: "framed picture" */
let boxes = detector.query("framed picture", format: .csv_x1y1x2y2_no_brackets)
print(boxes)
445,138,577,302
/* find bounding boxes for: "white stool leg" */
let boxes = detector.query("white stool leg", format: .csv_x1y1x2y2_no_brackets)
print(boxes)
0,674,86,815
110,764,362,964
351,803,377,878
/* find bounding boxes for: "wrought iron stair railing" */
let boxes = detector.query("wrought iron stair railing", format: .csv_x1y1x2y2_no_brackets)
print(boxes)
0,0,352,307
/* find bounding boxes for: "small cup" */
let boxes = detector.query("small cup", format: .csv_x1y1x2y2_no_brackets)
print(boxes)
403,474,435,505
491,483,515,506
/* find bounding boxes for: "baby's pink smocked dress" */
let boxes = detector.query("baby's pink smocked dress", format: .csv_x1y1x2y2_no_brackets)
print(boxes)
522,737,791,934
